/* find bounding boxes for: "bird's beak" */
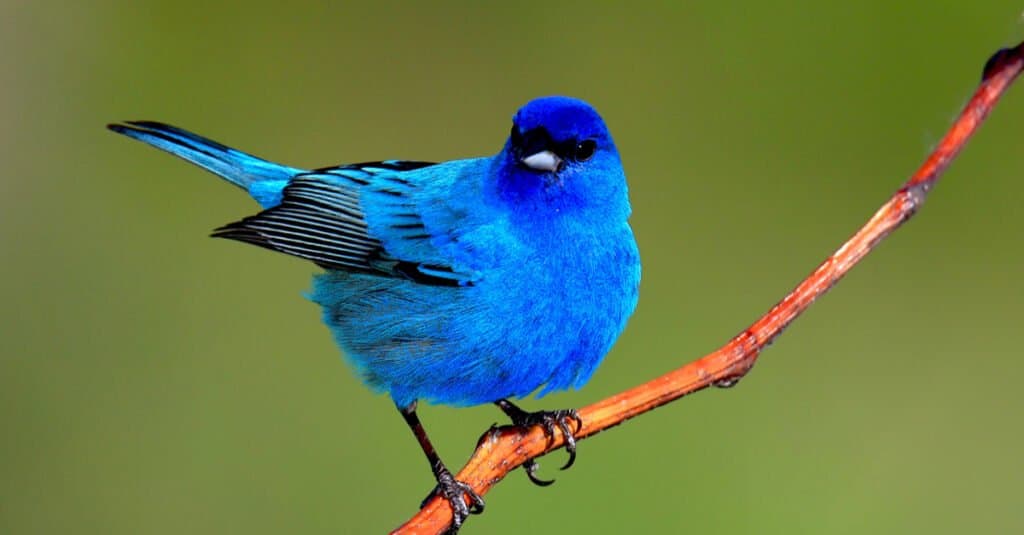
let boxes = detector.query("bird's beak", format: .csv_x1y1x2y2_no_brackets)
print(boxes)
520,150,562,172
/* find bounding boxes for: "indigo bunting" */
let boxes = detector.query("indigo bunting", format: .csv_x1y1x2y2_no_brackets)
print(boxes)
108,96,640,527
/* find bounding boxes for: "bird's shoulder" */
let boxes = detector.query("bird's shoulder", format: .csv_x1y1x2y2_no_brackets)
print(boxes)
333,158,511,280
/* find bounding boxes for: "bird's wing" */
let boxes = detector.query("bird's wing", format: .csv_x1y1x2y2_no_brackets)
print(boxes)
212,161,477,287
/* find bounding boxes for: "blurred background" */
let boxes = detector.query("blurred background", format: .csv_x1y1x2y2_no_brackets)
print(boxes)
3,2,1024,533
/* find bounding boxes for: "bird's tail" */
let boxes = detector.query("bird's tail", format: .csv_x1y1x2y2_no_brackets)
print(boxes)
107,121,303,190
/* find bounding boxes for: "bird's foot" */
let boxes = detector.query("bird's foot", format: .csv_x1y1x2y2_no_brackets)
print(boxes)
422,465,484,532
494,399,583,486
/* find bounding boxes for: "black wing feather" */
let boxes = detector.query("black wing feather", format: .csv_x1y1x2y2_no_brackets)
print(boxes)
212,177,380,272
212,173,468,287
314,160,438,174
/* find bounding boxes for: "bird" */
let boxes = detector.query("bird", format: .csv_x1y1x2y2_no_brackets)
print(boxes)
108,96,641,529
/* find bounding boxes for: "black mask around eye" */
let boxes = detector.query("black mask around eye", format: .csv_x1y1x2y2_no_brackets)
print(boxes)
511,126,598,172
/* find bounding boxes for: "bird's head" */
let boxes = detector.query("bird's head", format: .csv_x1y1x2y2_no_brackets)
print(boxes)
494,96,629,220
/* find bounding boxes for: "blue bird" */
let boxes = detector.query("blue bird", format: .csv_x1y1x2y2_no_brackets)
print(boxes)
108,96,640,528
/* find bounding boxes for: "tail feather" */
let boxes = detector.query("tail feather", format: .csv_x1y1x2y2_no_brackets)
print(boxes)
107,121,303,189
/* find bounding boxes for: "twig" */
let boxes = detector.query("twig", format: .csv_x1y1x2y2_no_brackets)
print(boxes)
393,41,1024,534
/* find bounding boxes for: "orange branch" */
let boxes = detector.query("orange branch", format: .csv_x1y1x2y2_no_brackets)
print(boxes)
394,41,1024,534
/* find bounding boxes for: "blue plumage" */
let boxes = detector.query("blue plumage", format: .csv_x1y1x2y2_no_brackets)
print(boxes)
109,96,640,526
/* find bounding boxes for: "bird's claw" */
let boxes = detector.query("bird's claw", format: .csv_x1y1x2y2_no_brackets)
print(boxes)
423,466,484,531
501,404,583,484
542,409,582,470
521,458,555,486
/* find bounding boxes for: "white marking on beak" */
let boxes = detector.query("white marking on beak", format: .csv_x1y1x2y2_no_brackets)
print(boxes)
521,150,562,172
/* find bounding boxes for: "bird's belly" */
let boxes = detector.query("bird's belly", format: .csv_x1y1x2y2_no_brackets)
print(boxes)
311,236,640,408
485,271,636,399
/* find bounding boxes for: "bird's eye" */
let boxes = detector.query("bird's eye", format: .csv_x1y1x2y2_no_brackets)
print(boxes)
574,139,597,161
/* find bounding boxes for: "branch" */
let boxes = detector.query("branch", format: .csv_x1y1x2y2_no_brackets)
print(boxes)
394,41,1024,534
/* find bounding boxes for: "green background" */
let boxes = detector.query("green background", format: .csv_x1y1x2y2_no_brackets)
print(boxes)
4,2,1023,533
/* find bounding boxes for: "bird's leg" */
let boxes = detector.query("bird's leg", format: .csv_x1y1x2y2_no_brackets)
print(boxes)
493,398,583,486
399,402,484,531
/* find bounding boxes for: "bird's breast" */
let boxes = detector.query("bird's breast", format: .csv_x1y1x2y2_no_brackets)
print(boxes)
472,221,640,394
